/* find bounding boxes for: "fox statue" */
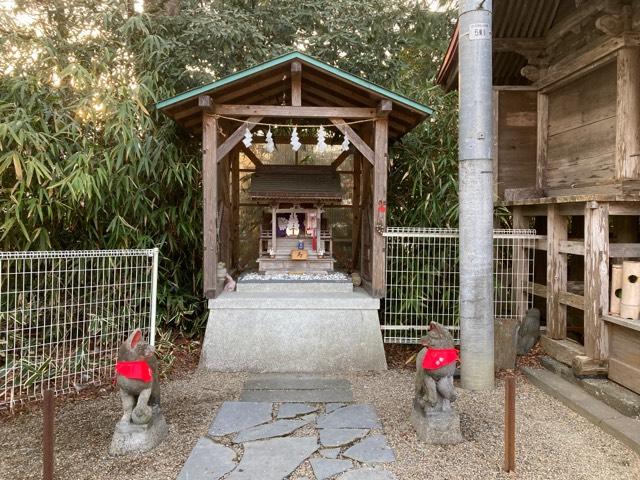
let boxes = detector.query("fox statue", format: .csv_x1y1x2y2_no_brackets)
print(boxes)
115,328,160,425
414,322,459,414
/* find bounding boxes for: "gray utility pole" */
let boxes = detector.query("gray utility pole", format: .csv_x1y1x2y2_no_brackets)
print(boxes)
458,0,494,390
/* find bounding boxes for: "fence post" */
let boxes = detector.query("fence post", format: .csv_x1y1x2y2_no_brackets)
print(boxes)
504,375,516,472
42,389,55,480
149,248,159,347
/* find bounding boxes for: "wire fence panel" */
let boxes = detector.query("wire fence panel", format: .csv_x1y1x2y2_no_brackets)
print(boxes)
383,228,536,344
0,249,158,410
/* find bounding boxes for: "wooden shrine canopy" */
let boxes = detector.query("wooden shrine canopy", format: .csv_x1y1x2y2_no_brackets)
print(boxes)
249,165,342,204
155,51,432,298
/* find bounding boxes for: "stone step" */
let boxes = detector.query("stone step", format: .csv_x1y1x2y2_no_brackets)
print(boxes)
523,366,640,455
236,280,353,293
540,356,640,418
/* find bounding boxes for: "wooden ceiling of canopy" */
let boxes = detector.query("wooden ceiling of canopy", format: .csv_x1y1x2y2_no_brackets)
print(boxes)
156,51,432,141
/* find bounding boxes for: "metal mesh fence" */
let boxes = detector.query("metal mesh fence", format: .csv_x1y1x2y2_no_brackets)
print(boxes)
0,249,158,410
382,228,536,344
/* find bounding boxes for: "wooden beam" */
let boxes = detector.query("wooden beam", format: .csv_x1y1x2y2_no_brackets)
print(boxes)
198,95,213,109
546,0,605,45
352,151,362,270
239,144,263,167
214,105,376,118
216,73,285,104
540,336,585,366
371,116,388,298
330,149,352,169
216,116,263,160
559,291,585,310
231,148,240,270
493,37,546,53
291,61,302,107
377,99,392,116
584,201,610,361
202,113,218,298
546,205,567,339
329,118,375,165
616,47,640,180
536,93,548,192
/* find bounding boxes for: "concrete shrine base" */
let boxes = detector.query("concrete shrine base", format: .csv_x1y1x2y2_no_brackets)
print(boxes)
200,284,387,372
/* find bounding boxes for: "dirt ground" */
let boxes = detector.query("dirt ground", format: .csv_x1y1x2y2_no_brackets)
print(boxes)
2,360,640,480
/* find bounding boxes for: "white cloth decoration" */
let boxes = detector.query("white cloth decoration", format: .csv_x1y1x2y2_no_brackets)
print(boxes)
290,127,301,152
265,127,275,153
242,127,253,148
316,125,327,153
341,134,350,152
277,217,289,230
286,212,300,236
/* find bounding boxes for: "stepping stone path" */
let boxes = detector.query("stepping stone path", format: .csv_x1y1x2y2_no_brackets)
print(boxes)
178,374,397,479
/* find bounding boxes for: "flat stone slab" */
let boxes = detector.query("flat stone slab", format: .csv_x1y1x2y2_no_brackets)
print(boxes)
319,428,369,447
311,458,353,480
233,419,308,443
208,402,273,436
317,405,381,429
326,403,346,413
177,437,236,480
320,448,341,458
226,437,318,480
245,374,352,391
277,403,318,418
240,388,353,403
343,435,395,464
337,468,397,480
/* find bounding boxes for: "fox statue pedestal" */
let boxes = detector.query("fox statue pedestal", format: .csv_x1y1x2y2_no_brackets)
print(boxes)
410,322,463,445
109,329,168,456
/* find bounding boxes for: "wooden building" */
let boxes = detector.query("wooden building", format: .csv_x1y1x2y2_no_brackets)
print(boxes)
438,0,640,393
155,52,431,295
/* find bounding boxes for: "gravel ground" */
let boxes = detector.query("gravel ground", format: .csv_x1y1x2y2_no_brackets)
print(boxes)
1,369,639,480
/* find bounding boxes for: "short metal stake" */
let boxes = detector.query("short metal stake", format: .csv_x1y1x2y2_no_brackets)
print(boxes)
504,375,516,472
43,389,55,480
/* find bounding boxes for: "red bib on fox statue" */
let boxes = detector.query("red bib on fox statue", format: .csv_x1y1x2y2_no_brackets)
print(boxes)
115,360,153,382
421,348,459,370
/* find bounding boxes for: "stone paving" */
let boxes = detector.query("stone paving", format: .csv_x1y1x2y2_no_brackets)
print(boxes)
177,375,397,480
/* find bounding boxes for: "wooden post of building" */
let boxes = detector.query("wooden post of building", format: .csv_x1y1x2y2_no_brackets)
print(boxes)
271,206,277,255
371,103,390,298
503,375,516,472
546,205,567,339
352,151,361,270
201,100,218,298
231,148,240,270
512,207,529,320
584,201,610,361
616,47,640,180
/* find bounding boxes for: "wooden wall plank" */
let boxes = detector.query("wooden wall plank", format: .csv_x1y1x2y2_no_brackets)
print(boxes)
202,113,218,298
584,201,610,360
536,93,549,192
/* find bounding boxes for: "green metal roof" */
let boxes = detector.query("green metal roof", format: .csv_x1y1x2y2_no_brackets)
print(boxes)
155,51,433,116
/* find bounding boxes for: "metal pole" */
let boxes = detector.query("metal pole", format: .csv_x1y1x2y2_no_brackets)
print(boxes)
504,375,516,472
42,389,54,480
458,0,495,390
149,248,159,347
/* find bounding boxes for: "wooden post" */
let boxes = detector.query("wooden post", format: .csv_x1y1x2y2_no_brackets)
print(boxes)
512,207,529,320
536,93,548,192
42,389,54,480
546,205,567,339
616,47,640,180
231,148,240,270
271,206,277,255
291,61,302,107
352,151,361,270
492,88,500,199
202,111,218,298
371,114,389,298
360,145,372,283
584,201,610,361
503,375,516,473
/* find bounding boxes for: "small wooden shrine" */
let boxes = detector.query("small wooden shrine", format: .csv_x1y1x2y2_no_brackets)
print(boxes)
438,0,640,393
156,51,432,298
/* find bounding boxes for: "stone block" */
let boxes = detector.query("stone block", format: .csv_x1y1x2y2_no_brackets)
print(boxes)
109,408,168,456
517,308,540,355
410,408,463,445
494,317,519,370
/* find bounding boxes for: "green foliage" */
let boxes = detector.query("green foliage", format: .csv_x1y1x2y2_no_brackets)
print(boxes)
0,0,458,336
